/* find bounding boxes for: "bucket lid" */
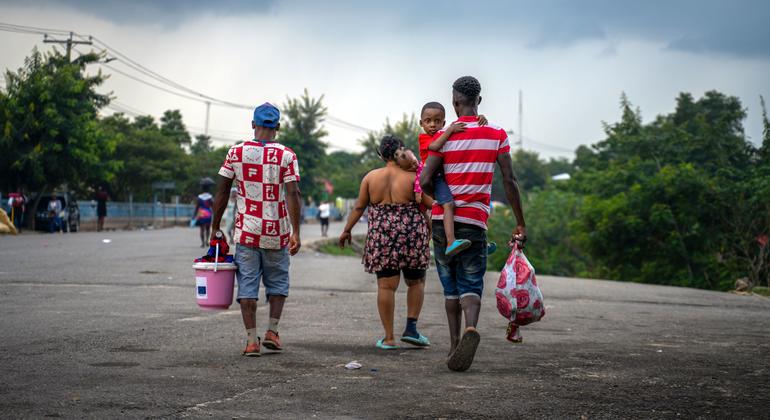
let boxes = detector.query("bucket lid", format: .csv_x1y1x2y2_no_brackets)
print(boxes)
192,262,238,270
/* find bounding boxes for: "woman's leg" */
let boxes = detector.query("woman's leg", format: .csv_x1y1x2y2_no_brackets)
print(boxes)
376,274,400,345
405,277,425,321
199,224,205,247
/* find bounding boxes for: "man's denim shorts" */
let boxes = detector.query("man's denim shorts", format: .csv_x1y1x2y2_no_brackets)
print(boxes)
433,172,454,205
234,244,290,302
432,221,487,299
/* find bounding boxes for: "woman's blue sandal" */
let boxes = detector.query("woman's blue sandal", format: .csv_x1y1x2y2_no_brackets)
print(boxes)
401,333,431,347
376,338,398,350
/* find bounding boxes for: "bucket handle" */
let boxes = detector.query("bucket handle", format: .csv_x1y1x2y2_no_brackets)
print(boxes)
214,243,219,272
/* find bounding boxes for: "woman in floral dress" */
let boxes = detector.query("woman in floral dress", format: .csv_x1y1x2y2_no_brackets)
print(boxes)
339,135,433,349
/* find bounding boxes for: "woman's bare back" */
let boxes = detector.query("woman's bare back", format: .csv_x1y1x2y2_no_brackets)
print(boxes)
365,165,416,205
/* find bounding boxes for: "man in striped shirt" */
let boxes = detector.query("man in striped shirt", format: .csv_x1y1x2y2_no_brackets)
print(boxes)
420,76,527,372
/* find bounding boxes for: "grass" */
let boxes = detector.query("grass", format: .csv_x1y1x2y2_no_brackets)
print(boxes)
314,235,365,257
317,241,359,257
752,286,770,297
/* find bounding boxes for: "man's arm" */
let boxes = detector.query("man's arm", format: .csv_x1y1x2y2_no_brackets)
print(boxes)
285,181,302,255
339,174,371,248
210,175,234,239
496,152,527,242
419,155,442,196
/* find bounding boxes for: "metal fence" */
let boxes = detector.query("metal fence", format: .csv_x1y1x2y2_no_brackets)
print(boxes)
2,196,357,231
77,201,196,221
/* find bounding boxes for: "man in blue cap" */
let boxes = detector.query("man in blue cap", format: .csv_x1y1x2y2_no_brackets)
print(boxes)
211,102,303,356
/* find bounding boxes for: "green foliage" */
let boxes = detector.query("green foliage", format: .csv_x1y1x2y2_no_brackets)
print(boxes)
190,134,213,155
322,150,368,199
488,91,768,291
160,109,191,146
317,240,359,257
359,114,420,168
488,188,588,277
760,95,770,162
0,48,112,194
510,149,550,191
102,113,191,200
278,89,328,200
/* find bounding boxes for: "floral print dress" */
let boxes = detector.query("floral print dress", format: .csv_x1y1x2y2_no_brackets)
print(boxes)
363,202,430,273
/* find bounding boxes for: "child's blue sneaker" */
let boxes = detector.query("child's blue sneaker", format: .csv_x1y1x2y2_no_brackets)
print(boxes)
487,241,498,255
445,239,471,257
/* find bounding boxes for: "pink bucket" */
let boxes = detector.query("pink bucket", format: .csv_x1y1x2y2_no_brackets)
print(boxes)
192,262,237,310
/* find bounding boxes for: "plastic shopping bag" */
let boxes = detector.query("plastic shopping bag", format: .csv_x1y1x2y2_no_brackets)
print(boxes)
495,242,545,326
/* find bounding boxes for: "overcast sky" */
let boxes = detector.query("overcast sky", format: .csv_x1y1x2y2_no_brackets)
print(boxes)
1,0,768,158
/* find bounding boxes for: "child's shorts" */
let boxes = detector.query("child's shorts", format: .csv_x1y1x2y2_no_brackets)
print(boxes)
433,172,453,205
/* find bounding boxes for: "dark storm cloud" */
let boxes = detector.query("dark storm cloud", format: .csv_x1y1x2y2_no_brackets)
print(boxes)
6,0,770,57
3,0,275,26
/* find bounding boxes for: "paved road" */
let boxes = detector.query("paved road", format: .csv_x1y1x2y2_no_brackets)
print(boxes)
1,224,769,418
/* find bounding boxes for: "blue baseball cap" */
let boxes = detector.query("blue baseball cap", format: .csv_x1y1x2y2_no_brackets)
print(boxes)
253,102,280,128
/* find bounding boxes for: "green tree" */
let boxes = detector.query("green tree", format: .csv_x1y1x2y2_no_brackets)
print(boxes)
190,134,213,155
278,89,328,200
545,157,574,176
759,95,770,163
160,109,191,146
488,188,588,276
359,114,420,167
323,150,368,199
0,48,112,227
510,149,550,191
103,113,191,201
569,92,759,290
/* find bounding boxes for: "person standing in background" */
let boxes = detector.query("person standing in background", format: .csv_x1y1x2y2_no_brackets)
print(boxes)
193,186,214,247
7,190,26,233
48,194,63,234
318,199,331,237
95,186,109,232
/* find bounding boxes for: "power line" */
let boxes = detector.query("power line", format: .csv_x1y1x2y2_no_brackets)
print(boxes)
103,63,208,102
2,21,384,137
0,22,70,36
521,135,574,154
110,100,145,115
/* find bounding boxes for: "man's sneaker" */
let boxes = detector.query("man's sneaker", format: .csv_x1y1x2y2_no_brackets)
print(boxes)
243,339,261,357
263,330,283,351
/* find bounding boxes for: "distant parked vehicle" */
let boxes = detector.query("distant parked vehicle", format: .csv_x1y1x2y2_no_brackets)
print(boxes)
32,193,81,232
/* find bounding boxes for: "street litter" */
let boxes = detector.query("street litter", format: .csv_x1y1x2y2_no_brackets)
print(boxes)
344,361,362,369
102,239,112,244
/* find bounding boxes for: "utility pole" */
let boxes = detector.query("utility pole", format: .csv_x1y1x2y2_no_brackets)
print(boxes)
43,32,92,61
517,90,524,150
204,101,211,135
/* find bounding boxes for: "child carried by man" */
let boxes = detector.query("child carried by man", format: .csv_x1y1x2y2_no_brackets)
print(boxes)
415,102,496,257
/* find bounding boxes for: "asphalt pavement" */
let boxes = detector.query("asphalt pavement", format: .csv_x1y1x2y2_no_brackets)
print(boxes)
1,223,769,419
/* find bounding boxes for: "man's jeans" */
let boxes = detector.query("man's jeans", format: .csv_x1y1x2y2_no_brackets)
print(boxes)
432,221,488,299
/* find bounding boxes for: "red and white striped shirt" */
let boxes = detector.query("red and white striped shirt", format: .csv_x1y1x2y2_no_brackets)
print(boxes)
428,116,510,230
